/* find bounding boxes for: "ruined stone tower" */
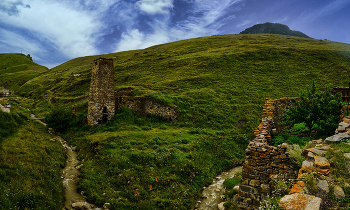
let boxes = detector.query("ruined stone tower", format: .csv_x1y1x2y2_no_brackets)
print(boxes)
87,58,115,126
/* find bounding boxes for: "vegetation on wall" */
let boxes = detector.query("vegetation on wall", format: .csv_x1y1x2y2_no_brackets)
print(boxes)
281,80,342,136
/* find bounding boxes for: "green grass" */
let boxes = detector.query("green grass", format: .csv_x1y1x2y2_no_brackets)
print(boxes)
0,53,48,91
0,110,66,209
1,34,350,209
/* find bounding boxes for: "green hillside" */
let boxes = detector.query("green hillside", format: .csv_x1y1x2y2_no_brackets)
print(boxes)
240,22,310,38
4,34,350,209
0,53,48,91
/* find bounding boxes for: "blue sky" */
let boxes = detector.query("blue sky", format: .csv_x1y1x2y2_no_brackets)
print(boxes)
0,0,349,68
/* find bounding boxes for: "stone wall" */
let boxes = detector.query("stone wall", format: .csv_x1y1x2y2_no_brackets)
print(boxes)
237,98,298,210
87,58,115,126
115,94,179,122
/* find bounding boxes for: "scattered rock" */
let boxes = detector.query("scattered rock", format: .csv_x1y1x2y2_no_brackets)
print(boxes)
325,133,350,143
234,186,239,191
279,193,322,210
346,165,350,173
289,181,305,194
218,202,225,210
334,185,345,198
103,203,110,209
317,180,329,194
71,202,84,209
344,153,350,159
314,156,330,169
302,160,314,168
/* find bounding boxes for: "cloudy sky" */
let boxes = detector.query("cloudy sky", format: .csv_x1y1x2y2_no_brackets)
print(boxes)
0,0,349,68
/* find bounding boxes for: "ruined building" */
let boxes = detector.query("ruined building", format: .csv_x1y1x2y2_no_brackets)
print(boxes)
87,58,115,126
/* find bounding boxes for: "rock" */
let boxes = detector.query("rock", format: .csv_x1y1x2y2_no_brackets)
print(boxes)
234,186,239,191
279,193,322,210
301,148,326,157
317,180,329,194
314,156,330,169
344,153,350,159
334,185,345,198
218,202,225,210
71,202,84,209
325,133,350,143
289,181,305,194
103,203,111,209
346,165,350,173
314,145,329,151
302,160,314,168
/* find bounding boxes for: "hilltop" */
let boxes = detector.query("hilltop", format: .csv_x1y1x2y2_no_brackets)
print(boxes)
240,22,310,38
0,53,48,91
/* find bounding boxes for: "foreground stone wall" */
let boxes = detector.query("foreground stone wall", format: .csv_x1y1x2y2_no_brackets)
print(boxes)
87,58,115,126
237,98,298,210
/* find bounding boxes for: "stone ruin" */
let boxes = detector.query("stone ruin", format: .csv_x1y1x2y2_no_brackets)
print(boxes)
87,58,115,126
236,98,299,210
87,59,179,126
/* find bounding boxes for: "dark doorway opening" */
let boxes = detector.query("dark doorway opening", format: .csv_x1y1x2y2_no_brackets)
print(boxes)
102,106,108,124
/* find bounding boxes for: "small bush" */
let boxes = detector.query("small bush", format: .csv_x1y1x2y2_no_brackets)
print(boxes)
287,144,305,167
45,108,76,133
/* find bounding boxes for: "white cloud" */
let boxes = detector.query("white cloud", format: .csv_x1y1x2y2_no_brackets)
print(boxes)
0,29,44,56
0,0,30,16
136,0,173,15
237,20,251,28
116,0,242,52
0,0,110,60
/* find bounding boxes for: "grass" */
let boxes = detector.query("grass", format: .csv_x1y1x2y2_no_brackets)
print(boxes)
1,34,350,209
0,53,48,91
0,108,66,209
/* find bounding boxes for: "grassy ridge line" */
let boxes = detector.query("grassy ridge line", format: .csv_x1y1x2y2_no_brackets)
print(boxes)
0,104,66,210
0,53,49,91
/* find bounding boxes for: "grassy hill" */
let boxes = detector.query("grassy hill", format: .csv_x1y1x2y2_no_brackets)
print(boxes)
0,53,48,91
240,22,310,38
3,34,350,209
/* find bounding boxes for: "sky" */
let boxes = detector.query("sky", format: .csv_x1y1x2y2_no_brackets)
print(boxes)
0,0,349,68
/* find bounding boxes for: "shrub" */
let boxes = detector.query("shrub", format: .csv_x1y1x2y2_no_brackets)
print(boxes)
287,144,305,167
281,80,342,136
45,108,76,133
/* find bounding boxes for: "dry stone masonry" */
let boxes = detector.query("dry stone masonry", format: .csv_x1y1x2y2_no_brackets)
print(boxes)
87,59,179,126
88,58,115,126
237,99,299,210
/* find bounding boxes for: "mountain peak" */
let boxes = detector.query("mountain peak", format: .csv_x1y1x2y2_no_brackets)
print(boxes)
240,22,310,38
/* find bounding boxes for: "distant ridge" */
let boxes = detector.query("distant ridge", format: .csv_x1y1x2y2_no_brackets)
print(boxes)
240,22,310,38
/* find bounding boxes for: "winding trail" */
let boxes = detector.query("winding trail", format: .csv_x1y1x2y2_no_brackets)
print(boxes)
198,166,242,210
31,115,103,210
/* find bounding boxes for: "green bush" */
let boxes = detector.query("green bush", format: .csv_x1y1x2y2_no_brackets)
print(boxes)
45,108,76,133
281,80,342,136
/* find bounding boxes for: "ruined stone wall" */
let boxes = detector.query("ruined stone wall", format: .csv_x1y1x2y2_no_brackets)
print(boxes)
115,96,179,122
87,58,115,126
237,98,298,210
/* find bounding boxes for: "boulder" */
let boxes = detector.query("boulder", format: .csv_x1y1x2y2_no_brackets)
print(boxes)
279,193,322,210
301,148,326,157
334,185,345,198
218,202,225,210
317,180,329,194
325,133,350,143
301,160,314,168
314,156,330,169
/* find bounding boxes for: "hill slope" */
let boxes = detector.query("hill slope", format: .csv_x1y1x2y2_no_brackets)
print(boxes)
0,53,48,91
11,34,350,209
240,22,310,38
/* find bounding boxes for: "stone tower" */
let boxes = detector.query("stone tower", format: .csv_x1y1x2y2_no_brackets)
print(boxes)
87,58,115,126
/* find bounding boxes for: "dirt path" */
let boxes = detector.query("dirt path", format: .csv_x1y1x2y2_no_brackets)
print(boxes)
0,103,10,113
31,115,103,210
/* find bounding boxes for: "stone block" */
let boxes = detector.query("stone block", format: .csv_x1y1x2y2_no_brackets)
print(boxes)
317,180,329,194
279,193,322,210
314,156,330,169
